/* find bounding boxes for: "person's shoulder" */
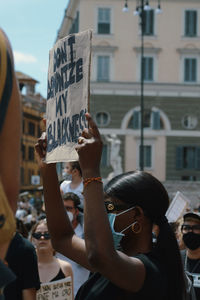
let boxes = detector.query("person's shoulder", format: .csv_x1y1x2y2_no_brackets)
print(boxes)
58,258,72,269
60,180,71,188
6,233,35,261
14,232,35,252
58,258,73,276
134,252,162,273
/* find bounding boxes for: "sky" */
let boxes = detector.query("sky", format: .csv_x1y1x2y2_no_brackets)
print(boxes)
0,0,69,98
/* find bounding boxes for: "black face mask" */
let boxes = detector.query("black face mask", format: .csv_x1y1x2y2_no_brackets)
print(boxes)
182,232,200,250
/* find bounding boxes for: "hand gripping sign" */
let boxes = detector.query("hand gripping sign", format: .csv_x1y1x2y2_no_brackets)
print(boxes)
46,30,92,163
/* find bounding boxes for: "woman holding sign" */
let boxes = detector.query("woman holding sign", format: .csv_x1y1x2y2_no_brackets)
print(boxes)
31,219,74,299
35,113,186,300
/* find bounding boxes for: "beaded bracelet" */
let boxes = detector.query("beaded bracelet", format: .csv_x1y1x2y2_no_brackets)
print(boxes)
83,177,103,188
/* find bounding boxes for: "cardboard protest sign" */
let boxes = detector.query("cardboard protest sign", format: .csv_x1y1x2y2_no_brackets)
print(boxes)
166,191,190,223
46,30,92,163
36,276,72,300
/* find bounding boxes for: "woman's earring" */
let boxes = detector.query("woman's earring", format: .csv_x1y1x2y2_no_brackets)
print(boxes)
131,221,142,234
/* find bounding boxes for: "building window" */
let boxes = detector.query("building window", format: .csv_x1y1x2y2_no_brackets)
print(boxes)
143,109,151,128
140,145,152,168
176,146,200,169
69,11,79,34
95,112,110,127
97,56,110,81
128,110,161,130
37,125,41,138
184,10,197,37
28,146,34,161
181,175,196,181
144,9,154,36
22,120,25,134
21,144,26,160
28,169,34,184
21,167,24,185
142,57,154,81
184,58,197,82
28,122,35,136
98,8,111,34
182,115,198,129
101,144,109,167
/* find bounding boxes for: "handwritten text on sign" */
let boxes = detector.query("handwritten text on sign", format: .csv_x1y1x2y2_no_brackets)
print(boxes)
36,277,72,300
46,30,92,163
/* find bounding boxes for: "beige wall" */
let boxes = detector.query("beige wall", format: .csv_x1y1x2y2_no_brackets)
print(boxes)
77,0,200,83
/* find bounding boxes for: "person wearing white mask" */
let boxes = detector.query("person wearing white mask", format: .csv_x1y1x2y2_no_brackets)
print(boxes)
60,162,84,209
56,192,89,297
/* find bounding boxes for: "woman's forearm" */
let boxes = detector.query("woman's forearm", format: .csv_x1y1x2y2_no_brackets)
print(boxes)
41,163,74,241
82,171,116,268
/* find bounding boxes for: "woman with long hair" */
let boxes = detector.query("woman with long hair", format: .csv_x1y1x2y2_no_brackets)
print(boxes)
35,113,186,300
31,219,74,297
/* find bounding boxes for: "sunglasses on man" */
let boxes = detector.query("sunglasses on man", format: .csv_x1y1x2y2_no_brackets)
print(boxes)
32,232,51,240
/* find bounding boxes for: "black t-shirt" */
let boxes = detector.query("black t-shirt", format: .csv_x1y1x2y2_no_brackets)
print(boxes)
75,253,168,300
4,232,40,300
182,250,200,300
0,260,16,290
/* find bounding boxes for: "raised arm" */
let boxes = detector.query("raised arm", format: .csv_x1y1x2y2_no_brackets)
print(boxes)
75,113,145,293
35,139,93,271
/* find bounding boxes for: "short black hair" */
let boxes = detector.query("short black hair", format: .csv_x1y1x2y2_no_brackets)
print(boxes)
63,192,81,208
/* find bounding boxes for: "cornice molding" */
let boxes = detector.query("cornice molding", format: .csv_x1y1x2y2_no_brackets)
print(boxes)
90,81,200,98
92,45,118,52
133,47,162,54
177,48,200,55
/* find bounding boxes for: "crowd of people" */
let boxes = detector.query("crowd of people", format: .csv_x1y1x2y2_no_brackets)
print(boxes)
0,28,200,300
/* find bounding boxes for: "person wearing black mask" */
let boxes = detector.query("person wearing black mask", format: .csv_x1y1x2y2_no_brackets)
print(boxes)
181,211,200,299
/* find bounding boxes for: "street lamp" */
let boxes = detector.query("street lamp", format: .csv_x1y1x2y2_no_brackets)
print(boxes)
123,0,162,171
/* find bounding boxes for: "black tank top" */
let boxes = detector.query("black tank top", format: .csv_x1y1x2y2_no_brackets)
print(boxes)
50,268,66,282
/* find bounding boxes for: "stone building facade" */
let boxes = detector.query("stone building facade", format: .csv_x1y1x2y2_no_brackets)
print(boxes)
56,0,200,207
16,72,46,192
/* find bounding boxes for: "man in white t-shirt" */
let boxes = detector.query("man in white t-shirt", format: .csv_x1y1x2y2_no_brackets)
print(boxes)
56,192,89,296
60,161,84,207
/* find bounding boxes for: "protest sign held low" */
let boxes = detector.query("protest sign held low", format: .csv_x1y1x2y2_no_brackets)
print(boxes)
36,276,73,300
46,29,92,163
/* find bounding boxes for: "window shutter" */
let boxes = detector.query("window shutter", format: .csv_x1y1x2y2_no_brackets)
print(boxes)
185,11,189,36
149,57,153,81
195,147,200,170
187,147,195,169
150,10,154,35
185,10,197,36
193,11,197,36
145,145,152,168
184,59,189,81
103,56,109,81
152,111,160,129
144,10,154,35
192,59,197,82
176,146,183,169
101,144,108,167
97,56,102,80
98,8,111,34
143,57,153,81
133,111,140,129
